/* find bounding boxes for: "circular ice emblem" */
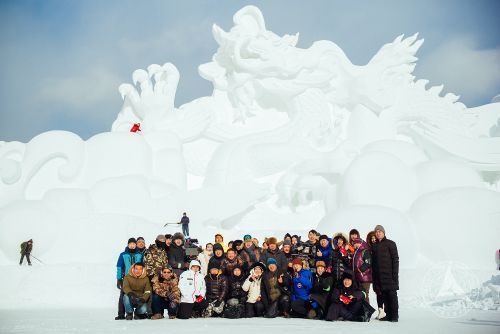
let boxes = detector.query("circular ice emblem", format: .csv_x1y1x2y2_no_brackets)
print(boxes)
420,261,480,318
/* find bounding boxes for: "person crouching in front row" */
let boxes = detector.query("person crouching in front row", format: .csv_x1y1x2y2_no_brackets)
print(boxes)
203,261,228,317
122,262,151,320
177,260,207,319
242,262,266,317
151,266,180,320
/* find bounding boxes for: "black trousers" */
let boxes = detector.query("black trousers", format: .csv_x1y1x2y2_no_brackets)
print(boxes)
382,290,398,321
245,301,265,317
325,300,362,321
177,300,208,319
291,299,312,317
20,253,31,265
117,290,125,317
265,295,290,317
376,293,384,308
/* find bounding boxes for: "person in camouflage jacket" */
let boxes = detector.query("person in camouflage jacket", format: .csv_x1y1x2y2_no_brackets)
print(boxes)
144,235,169,278
151,266,181,319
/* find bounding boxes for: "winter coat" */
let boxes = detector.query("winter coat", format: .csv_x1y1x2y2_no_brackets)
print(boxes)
221,255,246,276
240,245,261,266
20,241,33,255
310,272,333,311
352,242,372,283
261,248,288,273
329,248,349,286
261,269,291,306
372,237,399,291
208,253,225,271
116,247,143,280
315,241,332,267
151,273,180,304
227,273,248,303
123,264,152,302
181,215,189,225
168,243,187,271
291,269,313,302
204,273,229,304
144,243,168,277
242,268,263,303
330,280,365,305
178,260,206,303
197,250,213,277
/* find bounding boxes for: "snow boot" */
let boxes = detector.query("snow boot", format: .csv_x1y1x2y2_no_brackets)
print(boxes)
151,314,164,320
114,315,125,320
376,307,386,320
125,313,133,320
306,309,317,319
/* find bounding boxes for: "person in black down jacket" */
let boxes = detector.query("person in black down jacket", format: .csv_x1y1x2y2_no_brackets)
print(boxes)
329,233,350,287
224,265,247,319
325,271,365,321
208,243,225,273
203,261,228,317
309,260,334,319
168,233,187,277
372,225,399,322
261,258,291,318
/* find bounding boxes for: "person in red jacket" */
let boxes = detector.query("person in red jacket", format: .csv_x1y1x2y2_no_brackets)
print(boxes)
130,123,141,133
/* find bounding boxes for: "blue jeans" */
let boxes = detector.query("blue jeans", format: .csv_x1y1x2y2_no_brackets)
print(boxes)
182,224,189,237
123,294,147,315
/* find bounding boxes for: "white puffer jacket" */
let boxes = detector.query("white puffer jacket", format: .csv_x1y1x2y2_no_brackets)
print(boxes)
242,268,262,303
179,260,206,303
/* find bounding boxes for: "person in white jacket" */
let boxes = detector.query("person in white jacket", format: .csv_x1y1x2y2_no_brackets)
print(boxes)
177,260,208,319
242,262,266,317
197,243,213,277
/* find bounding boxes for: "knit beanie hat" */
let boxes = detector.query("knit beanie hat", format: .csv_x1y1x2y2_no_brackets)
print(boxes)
319,234,329,242
283,239,292,246
136,236,145,243
267,258,278,266
352,237,363,245
374,225,385,234
292,258,302,266
243,234,252,241
156,234,166,242
128,238,137,244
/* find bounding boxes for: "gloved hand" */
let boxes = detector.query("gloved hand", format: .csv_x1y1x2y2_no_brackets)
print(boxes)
340,295,352,305
309,300,318,309
195,295,204,303
116,279,123,290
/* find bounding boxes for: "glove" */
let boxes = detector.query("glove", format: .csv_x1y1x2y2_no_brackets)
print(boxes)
116,279,123,290
309,300,318,309
340,295,352,305
195,295,204,303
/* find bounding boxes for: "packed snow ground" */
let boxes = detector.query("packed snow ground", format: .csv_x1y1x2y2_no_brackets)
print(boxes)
0,263,499,333
0,308,499,334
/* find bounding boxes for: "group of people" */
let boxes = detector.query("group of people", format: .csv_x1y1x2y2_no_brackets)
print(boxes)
115,224,399,323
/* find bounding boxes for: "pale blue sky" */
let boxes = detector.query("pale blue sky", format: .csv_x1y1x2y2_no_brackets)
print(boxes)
1,0,499,142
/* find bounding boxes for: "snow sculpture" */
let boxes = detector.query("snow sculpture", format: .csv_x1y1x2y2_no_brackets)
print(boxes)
0,6,499,269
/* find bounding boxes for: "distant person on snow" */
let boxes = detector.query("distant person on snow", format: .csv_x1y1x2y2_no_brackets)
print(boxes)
130,123,141,133
180,212,190,238
19,239,33,266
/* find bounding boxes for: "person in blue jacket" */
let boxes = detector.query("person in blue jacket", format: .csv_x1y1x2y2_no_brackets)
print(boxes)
290,258,315,318
115,238,144,320
315,235,332,269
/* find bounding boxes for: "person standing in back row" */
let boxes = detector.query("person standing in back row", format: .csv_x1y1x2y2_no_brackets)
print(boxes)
372,225,399,322
180,212,190,238
19,239,33,265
